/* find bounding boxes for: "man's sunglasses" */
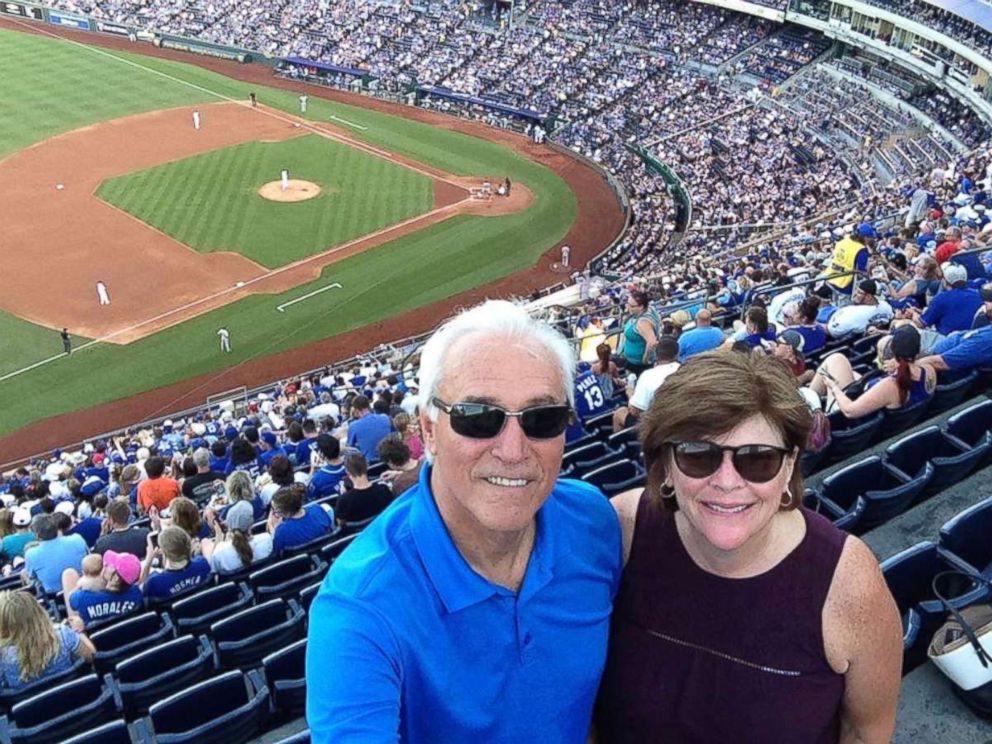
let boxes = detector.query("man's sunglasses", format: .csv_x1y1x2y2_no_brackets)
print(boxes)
669,441,791,483
432,397,572,440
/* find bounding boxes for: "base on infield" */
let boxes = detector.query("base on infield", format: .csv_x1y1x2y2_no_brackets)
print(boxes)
258,179,322,202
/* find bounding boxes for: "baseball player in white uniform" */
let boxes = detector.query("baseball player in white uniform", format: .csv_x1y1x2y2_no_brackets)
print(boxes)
560,244,571,267
192,110,201,130
218,327,231,352
299,94,309,114
96,280,111,306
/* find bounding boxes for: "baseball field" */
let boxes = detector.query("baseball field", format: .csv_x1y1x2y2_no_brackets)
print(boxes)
0,20,624,461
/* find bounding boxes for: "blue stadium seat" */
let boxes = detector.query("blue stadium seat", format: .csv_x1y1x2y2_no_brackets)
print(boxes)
299,582,322,614
884,425,991,497
90,612,176,675
170,581,253,637
873,398,930,443
606,427,639,452
262,638,307,719
272,730,310,744
335,515,376,537
282,530,342,559
881,541,989,672
318,533,358,564
0,656,87,713
146,669,269,744
109,634,215,718
60,719,134,744
210,598,306,670
561,441,621,478
927,370,978,415
937,496,992,579
824,411,882,463
249,555,328,603
582,410,617,438
581,459,646,497
0,674,120,744
945,399,992,450
817,455,932,534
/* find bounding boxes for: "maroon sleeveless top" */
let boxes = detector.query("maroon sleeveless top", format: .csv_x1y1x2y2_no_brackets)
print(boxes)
596,494,847,744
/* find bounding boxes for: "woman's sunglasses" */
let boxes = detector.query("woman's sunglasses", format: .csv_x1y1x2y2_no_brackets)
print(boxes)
432,397,572,440
669,441,791,483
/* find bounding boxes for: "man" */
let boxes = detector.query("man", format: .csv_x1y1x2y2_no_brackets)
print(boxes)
96,280,111,306
676,308,724,360
376,435,421,498
218,326,231,353
299,94,308,113
258,431,289,469
269,484,334,556
346,395,392,462
826,225,872,294
336,451,395,524
306,300,621,743
307,434,347,501
95,499,150,559
916,325,992,374
192,109,201,130
23,514,88,593
136,456,180,515
613,335,681,431
181,447,226,503
827,279,893,340
904,262,983,335
934,226,962,264
972,283,992,329
61,328,72,355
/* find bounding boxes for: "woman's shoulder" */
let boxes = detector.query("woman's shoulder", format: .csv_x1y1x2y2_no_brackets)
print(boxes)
611,488,645,565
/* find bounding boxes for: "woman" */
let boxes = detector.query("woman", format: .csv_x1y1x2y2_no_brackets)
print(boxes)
201,500,273,574
0,591,95,690
809,326,935,418
619,290,660,375
140,526,212,602
62,550,143,628
591,342,622,399
597,351,902,743
164,496,210,543
0,510,13,542
887,254,940,306
392,412,424,460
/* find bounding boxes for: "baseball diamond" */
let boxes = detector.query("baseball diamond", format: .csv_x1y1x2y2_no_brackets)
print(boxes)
0,22,619,448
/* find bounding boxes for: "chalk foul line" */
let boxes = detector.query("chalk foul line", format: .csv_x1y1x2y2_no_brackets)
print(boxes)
277,282,343,312
329,115,368,131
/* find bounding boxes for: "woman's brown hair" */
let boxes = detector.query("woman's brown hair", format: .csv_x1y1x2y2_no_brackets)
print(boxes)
639,350,811,511
169,497,201,539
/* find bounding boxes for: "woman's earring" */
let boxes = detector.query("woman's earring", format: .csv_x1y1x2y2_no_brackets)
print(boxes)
660,483,675,498
781,489,795,508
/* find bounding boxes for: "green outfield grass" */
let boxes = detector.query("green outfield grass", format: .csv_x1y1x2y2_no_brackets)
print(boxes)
0,26,580,442
96,135,433,267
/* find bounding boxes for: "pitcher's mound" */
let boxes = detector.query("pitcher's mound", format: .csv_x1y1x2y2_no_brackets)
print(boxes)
258,179,322,202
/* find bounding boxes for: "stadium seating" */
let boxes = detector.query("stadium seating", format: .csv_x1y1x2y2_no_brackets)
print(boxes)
883,425,991,498
262,639,307,719
109,635,216,718
90,612,176,675
210,598,306,670
170,581,253,637
60,719,137,744
318,533,359,564
0,656,88,713
0,674,120,744
823,412,883,464
249,555,328,603
145,669,269,743
928,371,978,416
937,496,992,578
561,441,622,478
581,459,646,496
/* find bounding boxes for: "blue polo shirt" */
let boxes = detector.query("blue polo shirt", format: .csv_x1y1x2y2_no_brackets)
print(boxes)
347,414,392,461
306,464,622,743
921,288,983,335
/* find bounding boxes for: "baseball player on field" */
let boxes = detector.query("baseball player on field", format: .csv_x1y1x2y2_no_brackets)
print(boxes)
299,94,309,114
96,280,111,306
218,327,231,353
61,328,72,355
192,110,201,130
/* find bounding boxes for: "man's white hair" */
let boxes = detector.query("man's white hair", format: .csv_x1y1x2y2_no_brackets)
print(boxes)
418,299,576,422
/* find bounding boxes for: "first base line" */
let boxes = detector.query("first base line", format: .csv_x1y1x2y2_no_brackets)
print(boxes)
276,282,343,312
329,115,368,131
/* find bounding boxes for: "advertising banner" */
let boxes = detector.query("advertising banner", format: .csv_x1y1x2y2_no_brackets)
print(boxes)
49,11,91,30
0,2,44,20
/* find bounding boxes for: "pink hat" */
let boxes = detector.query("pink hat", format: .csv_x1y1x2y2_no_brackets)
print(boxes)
103,550,141,585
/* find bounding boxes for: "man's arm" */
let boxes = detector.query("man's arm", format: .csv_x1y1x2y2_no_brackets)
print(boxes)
915,354,949,372
307,592,402,743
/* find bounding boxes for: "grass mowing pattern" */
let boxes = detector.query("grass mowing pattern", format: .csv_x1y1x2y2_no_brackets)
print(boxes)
0,27,579,438
0,315,91,378
96,135,433,267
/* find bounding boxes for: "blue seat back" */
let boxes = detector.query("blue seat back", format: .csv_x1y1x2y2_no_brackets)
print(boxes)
171,582,253,637
945,399,992,447
149,670,268,744
7,674,118,744
938,497,992,575
112,635,215,717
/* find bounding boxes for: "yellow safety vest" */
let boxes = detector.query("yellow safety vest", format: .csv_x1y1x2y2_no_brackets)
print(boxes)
826,238,865,290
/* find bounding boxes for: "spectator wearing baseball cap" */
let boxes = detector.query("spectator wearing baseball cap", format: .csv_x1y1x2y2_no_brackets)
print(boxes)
612,336,681,431
771,330,807,380
905,263,983,335
201,500,273,575
826,279,894,340
0,509,36,568
62,550,142,627
258,430,289,469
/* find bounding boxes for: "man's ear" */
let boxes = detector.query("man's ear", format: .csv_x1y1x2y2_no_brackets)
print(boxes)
420,409,438,456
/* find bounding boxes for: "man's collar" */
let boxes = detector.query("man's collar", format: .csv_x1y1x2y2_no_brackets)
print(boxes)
409,463,559,614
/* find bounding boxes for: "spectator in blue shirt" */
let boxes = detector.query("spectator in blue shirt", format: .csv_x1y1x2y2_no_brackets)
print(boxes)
346,396,392,462
23,515,88,594
677,309,725,361
269,485,334,557
294,419,320,468
307,434,347,501
918,325,992,374
141,526,212,602
908,263,983,335
306,300,621,743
